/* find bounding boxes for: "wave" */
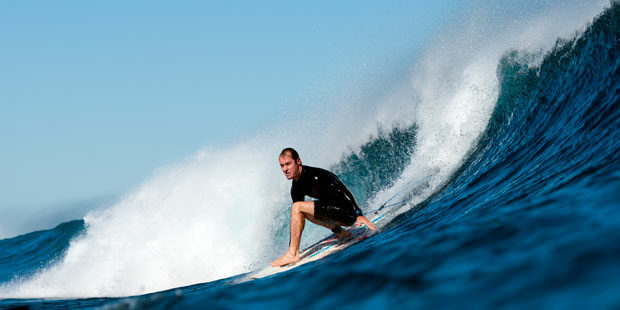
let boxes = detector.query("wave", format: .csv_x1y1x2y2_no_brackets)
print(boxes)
0,220,84,284
0,0,614,302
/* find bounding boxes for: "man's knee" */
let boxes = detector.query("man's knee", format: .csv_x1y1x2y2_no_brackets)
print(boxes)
292,201,313,215
292,201,303,214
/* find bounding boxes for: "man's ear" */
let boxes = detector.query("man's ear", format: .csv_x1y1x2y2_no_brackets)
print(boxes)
296,158,302,165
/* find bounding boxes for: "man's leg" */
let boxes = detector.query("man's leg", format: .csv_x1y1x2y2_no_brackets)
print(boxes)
304,215,351,240
270,201,315,267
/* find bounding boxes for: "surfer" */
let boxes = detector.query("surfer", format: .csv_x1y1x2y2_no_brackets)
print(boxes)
271,148,376,267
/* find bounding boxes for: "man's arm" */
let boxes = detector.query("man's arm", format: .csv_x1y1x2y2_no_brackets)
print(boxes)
339,186,364,217
325,169,372,228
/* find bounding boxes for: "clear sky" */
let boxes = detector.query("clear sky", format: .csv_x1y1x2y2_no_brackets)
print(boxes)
0,1,460,237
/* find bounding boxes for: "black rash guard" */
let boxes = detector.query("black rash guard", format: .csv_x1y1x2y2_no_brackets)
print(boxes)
291,165,363,225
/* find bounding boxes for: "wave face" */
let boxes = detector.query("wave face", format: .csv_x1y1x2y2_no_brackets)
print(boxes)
0,221,84,284
1,1,618,309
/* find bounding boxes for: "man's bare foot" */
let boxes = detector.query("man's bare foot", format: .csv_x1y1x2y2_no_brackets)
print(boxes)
335,230,352,240
270,251,300,267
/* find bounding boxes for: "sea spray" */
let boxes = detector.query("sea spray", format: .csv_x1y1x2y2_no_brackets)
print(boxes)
2,143,288,297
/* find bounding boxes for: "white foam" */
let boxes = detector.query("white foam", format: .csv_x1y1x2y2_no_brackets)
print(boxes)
1,143,289,297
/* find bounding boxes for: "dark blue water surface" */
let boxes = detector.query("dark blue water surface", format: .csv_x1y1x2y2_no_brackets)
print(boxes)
2,4,619,309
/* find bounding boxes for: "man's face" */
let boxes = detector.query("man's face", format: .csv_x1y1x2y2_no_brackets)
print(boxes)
279,155,301,180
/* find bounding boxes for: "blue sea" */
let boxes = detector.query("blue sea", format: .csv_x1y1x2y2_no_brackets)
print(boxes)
1,3,619,309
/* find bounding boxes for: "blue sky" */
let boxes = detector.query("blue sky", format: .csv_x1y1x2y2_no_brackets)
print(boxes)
0,1,460,236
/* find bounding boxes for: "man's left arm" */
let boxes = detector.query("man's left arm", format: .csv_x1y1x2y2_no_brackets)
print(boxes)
338,183,376,230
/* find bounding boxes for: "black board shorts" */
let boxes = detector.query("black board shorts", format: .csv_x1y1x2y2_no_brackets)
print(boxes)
314,200,358,226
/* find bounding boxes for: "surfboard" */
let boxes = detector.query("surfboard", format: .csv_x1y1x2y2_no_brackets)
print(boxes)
242,211,388,281
237,194,406,283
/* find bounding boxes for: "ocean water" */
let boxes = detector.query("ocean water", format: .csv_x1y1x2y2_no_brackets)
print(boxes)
2,2,619,309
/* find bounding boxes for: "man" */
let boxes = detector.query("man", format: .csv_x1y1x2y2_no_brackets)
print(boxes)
271,148,376,267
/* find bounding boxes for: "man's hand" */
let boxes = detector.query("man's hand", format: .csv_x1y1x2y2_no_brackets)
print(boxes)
356,215,376,230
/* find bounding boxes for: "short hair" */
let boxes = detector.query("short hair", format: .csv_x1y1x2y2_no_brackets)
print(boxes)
280,148,299,160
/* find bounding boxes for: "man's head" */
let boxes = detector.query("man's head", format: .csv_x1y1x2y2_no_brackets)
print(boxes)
279,148,302,180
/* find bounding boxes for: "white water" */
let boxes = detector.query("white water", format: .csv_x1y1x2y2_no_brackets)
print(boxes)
1,0,608,298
